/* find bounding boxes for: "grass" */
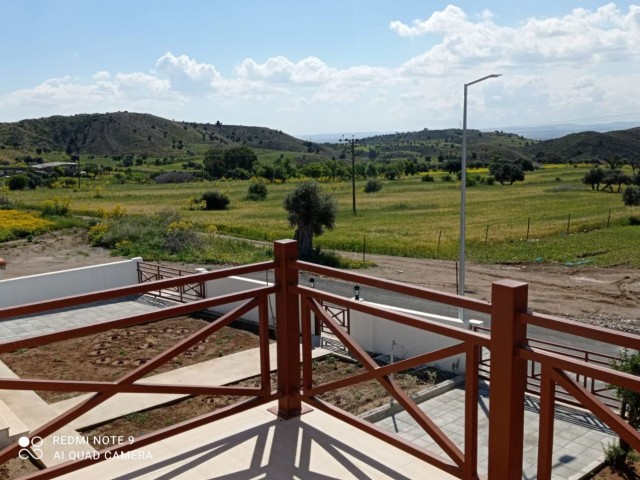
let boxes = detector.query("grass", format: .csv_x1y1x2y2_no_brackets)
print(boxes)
4,164,640,266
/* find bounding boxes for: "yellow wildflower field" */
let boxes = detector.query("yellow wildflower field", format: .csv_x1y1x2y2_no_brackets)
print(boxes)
0,210,54,242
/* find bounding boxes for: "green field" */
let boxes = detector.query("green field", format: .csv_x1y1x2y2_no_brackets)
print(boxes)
4,164,640,266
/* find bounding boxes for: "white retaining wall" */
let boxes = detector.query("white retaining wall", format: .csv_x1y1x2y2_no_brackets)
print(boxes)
0,258,142,308
204,276,476,374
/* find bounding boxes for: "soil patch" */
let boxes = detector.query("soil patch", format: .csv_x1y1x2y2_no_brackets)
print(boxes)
0,316,260,403
593,461,640,479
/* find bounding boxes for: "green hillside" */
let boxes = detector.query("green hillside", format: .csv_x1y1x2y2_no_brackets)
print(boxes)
0,112,330,157
523,128,640,164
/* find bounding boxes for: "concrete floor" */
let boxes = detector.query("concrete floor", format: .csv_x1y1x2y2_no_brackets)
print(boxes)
375,381,615,480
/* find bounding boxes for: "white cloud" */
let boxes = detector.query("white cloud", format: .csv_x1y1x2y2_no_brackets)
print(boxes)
392,3,640,71
155,52,222,90
92,71,110,81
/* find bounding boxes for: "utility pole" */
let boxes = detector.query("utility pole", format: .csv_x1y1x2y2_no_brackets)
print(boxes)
340,135,357,216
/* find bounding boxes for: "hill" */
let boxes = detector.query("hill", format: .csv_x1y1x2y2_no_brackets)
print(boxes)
522,127,640,163
360,128,533,163
0,112,330,156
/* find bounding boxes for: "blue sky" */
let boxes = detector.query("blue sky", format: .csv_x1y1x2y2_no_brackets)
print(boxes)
1,1,640,135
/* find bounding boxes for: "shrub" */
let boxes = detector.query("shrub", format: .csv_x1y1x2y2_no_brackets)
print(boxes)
421,174,434,182
8,174,29,191
623,185,640,206
484,175,496,185
41,197,70,216
246,182,268,201
154,171,197,184
441,174,454,182
0,195,10,209
201,190,230,210
364,178,383,193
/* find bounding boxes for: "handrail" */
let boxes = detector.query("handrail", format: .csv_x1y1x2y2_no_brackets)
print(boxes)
0,260,275,321
294,285,491,348
294,259,492,314
520,310,640,351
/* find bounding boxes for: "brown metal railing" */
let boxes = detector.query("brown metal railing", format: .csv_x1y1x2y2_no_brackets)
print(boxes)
0,261,277,479
1,240,639,480
473,324,620,409
137,261,205,303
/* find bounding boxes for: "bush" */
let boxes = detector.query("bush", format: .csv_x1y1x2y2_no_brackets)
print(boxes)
421,174,434,182
246,182,268,201
0,195,10,209
8,174,29,191
154,171,197,184
364,178,383,193
623,185,640,206
441,174,454,182
41,197,70,216
484,175,496,185
201,190,230,210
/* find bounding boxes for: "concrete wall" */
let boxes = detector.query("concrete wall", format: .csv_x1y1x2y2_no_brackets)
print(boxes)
0,258,142,308
349,301,469,374
202,276,277,327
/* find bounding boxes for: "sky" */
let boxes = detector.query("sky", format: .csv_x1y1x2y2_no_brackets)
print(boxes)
1,1,640,136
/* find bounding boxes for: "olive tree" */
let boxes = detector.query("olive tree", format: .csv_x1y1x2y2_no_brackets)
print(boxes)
283,181,337,258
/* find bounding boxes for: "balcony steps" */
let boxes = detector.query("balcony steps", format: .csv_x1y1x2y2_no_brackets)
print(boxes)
0,360,96,467
0,398,28,449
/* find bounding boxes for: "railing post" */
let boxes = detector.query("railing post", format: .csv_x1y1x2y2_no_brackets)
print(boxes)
488,279,529,479
274,239,302,418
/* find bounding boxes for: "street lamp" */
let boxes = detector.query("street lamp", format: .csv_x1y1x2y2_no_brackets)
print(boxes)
458,74,501,298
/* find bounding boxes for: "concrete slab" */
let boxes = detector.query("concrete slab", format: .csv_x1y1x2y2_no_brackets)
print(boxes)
56,401,457,480
50,344,331,430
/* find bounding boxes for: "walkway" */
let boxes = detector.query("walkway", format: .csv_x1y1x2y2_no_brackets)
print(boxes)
0,295,171,342
374,381,615,480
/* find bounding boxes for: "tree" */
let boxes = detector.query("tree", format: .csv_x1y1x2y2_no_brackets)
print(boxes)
283,181,337,258
224,146,257,172
489,158,525,185
602,168,630,193
203,147,225,179
583,167,605,190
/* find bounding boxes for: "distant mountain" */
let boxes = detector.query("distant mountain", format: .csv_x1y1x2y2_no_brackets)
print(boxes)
522,128,640,163
0,112,330,156
495,121,640,140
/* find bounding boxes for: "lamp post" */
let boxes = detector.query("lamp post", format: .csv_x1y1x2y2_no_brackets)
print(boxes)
458,74,501,298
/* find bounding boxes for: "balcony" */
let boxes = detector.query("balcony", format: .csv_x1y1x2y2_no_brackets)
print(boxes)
0,239,638,479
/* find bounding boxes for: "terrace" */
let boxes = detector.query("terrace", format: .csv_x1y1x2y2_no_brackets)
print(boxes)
0,239,638,479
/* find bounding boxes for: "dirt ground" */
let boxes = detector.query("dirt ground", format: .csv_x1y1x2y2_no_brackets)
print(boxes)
1,229,639,331
0,316,261,403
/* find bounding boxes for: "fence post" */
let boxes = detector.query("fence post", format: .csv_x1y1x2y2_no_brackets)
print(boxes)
273,239,302,418
488,279,529,479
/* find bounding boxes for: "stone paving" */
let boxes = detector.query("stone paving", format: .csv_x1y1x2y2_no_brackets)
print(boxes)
375,381,615,480
0,295,171,341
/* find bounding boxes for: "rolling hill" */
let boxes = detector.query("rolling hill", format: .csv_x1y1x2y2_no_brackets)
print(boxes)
0,112,330,156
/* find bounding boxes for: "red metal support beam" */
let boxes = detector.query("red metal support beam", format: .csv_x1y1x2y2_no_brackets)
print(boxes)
488,279,529,479
274,240,302,418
